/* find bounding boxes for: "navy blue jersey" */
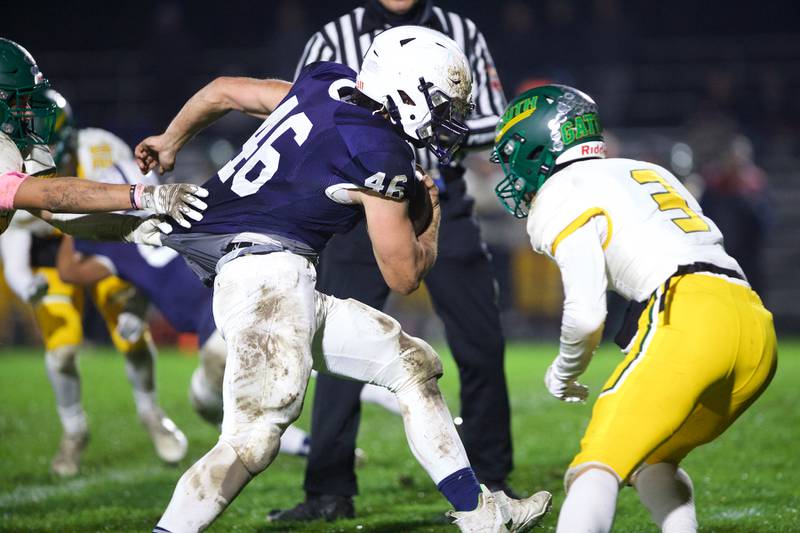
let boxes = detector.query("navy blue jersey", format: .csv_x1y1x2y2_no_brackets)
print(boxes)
173,62,418,252
74,239,216,345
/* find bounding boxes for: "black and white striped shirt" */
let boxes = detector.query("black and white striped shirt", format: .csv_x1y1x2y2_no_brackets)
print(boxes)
295,4,507,172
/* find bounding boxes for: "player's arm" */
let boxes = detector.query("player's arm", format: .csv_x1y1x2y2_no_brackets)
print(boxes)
56,235,113,286
135,77,292,174
8,174,207,228
545,216,608,402
353,173,440,295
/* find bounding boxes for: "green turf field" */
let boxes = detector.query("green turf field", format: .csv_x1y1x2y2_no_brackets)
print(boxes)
0,341,798,532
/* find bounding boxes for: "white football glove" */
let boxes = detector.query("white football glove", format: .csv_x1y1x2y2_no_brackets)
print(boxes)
123,216,173,246
138,184,208,229
544,364,589,403
24,273,49,304
116,311,146,343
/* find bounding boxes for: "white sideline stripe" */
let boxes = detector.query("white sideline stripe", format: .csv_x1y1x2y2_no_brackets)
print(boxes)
0,465,164,508
598,285,662,398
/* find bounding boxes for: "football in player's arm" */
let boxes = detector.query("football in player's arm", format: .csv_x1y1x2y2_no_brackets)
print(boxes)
491,84,777,533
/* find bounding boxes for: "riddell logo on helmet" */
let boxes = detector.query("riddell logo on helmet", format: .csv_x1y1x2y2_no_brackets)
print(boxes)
581,144,604,156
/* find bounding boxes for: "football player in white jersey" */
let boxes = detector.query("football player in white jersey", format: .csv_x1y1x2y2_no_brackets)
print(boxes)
0,38,208,238
491,85,777,533
1,88,191,475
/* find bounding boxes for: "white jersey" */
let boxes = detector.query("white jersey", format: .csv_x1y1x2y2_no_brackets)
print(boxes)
75,128,134,181
0,133,24,234
527,157,743,302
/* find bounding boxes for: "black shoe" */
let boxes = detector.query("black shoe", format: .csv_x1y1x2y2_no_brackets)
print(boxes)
483,480,522,499
266,494,355,523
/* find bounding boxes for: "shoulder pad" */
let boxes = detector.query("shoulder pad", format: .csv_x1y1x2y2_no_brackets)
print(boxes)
23,144,56,177
527,175,594,257
0,133,23,174
297,61,356,85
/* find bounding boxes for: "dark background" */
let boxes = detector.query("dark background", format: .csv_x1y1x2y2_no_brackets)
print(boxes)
2,0,799,339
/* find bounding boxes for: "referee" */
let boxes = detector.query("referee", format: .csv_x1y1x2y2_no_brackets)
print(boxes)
269,0,513,521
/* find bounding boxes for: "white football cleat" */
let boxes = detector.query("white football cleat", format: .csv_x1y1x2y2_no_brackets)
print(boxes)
493,488,552,532
51,431,89,477
447,485,551,533
140,408,188,464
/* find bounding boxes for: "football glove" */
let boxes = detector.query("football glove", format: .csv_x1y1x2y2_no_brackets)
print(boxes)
123,216,173,247
544,364,589,403
136,183,208,229
24,273,49,304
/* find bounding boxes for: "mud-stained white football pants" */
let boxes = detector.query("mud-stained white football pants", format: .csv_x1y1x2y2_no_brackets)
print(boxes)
157,252,469,533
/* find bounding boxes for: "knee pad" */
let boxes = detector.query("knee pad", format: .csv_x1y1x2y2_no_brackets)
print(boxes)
564,462,622,493
390,334,443,394
220,381,306,475
189,367,224,426
45,345,78,373
199,330,227,390
222,423,283,475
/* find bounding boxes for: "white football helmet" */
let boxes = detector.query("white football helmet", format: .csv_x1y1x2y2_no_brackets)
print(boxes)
356,25,473,163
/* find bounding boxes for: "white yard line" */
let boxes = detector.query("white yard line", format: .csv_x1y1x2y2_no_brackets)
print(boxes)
0,466,166,508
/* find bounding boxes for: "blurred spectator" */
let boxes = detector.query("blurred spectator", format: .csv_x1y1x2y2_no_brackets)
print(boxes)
698,135,772,294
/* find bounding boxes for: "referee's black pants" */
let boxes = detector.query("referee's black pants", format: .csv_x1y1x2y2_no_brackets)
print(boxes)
304,179,513,497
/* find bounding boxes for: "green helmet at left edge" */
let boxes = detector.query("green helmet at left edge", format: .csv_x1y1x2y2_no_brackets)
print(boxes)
491,84,606,218
0,38,57,150
42,88,77,167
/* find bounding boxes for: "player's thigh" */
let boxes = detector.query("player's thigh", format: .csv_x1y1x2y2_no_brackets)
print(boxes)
651,282,778,465
32,267,83,350
89,275,146,353
728,287,778,422
313,293,442,393
215,253,318,431
572,291,730,481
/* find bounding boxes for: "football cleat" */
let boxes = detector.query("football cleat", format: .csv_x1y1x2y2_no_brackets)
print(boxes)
139,408,188,464
493,489,552,532
447,485,551,533
51,431,89,477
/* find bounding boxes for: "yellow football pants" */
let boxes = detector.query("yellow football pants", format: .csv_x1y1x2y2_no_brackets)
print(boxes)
32,267,148,353
570,273,777,483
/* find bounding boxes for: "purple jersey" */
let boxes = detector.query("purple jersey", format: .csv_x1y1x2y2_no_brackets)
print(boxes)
172,62,418,252
73,239,216,345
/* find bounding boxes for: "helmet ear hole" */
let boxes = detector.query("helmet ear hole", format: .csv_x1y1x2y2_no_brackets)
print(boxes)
397,90,416,106
527,146,544,160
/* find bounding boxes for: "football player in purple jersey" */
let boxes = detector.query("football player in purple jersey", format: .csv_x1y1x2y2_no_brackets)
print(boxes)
137,27,550,533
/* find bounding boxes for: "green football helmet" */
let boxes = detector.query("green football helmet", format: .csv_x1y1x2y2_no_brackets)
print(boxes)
0,38,57,149
491,84,605,218
43,88,77,167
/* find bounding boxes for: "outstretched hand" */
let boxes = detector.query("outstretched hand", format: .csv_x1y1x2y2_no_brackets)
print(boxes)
136,183,209,229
